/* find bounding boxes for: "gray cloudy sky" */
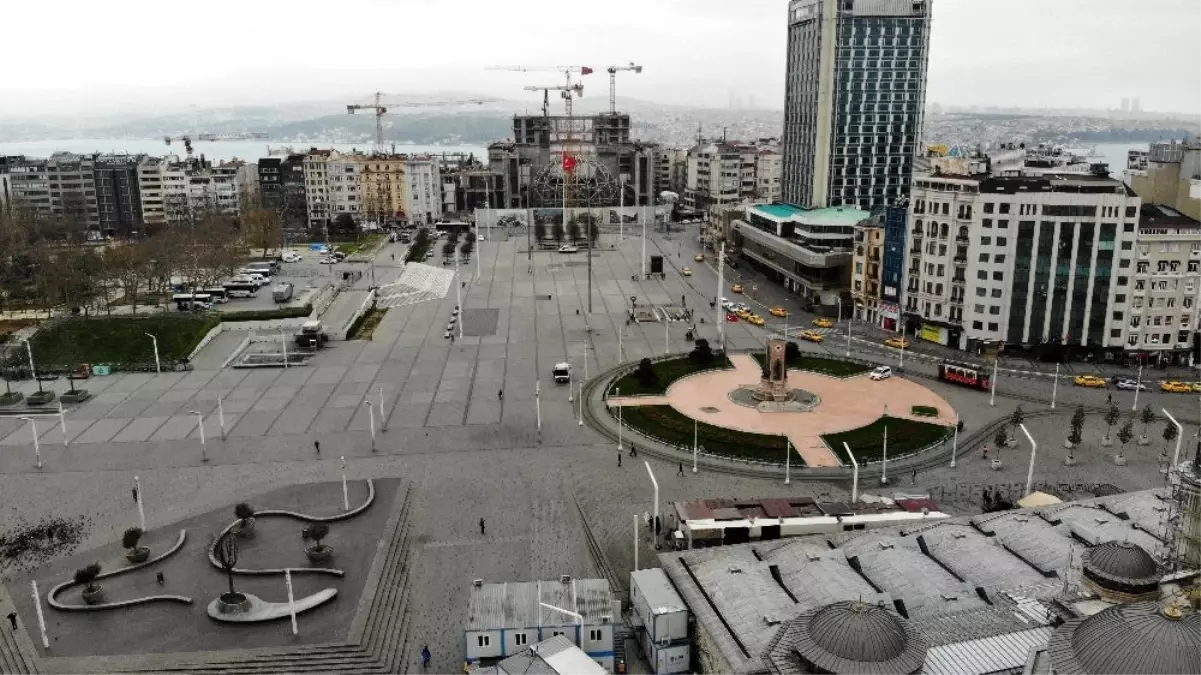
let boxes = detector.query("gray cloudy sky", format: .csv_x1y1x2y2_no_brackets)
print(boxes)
2,0,1199,117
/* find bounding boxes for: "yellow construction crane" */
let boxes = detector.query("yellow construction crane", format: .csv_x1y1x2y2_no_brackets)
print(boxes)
164,132,269,159
606,62,642,115
487,65,594,117
346,94,497,153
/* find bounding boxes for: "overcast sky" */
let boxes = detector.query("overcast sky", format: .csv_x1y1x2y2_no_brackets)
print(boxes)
2,0,1198,117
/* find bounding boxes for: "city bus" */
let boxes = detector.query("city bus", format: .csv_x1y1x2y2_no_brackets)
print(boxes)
938,361,991,391
173,293,213,311
202,287,229,303
222,281,259,298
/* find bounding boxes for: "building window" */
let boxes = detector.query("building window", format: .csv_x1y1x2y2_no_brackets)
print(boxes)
992,272,1004,281
988,322,999,331
976,287,986,297
977,270,987,280
477,635,491,648
983,202,995,214
978,253,990,263
515,633,528,646
999,203,1010,214
1113,311,1124,321
989,305,1001,315
972,321,983,330
981,237,991,245
982,218,992,228
590,629,604,641
991,289,1002,298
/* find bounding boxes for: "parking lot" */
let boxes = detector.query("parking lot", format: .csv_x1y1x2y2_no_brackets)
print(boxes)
168,250,346,315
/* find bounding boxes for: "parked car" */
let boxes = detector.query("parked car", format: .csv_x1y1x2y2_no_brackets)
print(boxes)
281,251,302,263
870,366,892,381
681,267,692,276
747,314,765,326
1074,375,1107,388
720,298,734,310
726,313,740,323
558,245,579,253
318,257,337,264
1114,379,1147,391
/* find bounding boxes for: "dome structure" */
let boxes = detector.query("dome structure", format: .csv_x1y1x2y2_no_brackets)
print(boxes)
1048,602,1201,674
790,601,927,674
1082,541,1160,600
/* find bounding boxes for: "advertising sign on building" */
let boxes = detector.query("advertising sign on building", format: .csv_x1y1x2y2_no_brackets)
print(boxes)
920,323,947,345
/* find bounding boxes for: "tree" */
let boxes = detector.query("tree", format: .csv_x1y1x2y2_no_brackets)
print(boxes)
551,221,565,244
234,503,256,529
588,219,601,246
994,426,1008,449
242,208,283,258
784,341,801,362
1068,406,1085,449
1116,419,1134,456
1139,404,1155,437
214,534,240,600
442,240,456,261
1103,405,1121,441
1162,421,1179,455
459,238,475,259
1010,405,1025,435
566,218,582,243
690,338,714,364
332,213,358,236
307,522,331,553
635,358,657,386
73,563,102,594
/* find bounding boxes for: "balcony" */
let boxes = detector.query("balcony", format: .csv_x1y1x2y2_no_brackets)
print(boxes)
956,235,969,243
953,256,967,264
910,246,922,255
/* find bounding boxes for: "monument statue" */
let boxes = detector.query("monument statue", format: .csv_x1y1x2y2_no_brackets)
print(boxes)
753,339,794,402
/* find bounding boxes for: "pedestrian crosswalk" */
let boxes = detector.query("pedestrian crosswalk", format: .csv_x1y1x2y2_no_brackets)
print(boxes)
376,263,455,309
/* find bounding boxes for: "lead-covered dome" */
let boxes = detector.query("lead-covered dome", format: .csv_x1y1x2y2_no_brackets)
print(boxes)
1048,602,1200,674
791,601,927,674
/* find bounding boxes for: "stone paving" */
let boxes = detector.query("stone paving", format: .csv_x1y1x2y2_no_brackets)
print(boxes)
0,228,1197,673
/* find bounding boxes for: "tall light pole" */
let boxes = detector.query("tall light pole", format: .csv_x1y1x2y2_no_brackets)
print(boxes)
340,456,350,511
189,410,207,463
568,358,574,402
280,330,289,369
577,380,584,427
644,461,659,537
716,242,726,351
144,333,161,374
615,387,623,452
285,568,298,636
664,315,670,355
1050,363,1059,409
843,442,859,503
640,206,647,278
217,395,226,440
836,297,842,323
950,413,959,468
692,418,699,473
845,316,852,358
535,380,542,441
898,338,905,370
18,416,41,469
134,475,146,531
364,401,376,452
58,401,68,446
632,513,639,571
618,326,624,364
1131,363,1143,412
23,339,41,394
1163,409,1183,470
785,438,791,484
378,385,388,432
455,248,464,340
989,359,998,407
1020,422,1037,497
880,424,889,484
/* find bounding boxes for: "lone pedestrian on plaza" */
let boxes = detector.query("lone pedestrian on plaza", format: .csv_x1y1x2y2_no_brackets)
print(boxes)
1106,392,1112,405
630,445,637,457
982,445,989,460
6,611,16,630
618,453,622,468
644,511,650,529
677,463,685,476
498,389,504,401
479,518,486,535
421,645,432,669
131,485,138,502
911,469,917,484
156,571,165,585
314,440,320,455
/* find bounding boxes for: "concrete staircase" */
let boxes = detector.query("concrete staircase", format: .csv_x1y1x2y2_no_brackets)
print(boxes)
0,586,41,675
47,484,418,674
376,264,454,309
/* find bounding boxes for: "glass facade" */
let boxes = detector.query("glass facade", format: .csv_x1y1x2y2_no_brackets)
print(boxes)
1087,223,1116,346
882,205,907,302
1007,222,1035,343
1068,223,1094,343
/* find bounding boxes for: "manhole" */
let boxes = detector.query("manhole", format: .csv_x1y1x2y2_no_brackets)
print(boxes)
700,406,721,413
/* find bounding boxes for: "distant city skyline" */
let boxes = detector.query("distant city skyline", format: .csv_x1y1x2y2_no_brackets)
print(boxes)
1,0,1199,118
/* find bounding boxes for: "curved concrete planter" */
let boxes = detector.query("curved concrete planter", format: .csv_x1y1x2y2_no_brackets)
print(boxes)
125,547,151,564
1064,439,1075,449
1101,436,1114,447
990,459,1004,470
1064,455,1078,466
1114,454,1127,466
217,593,252,615
1137,436,1150,446
48,530,193,611
232,517,256,538
305,545,334,563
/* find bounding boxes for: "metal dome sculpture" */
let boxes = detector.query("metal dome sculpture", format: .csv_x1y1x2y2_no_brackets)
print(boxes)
1048,602,1201,675
790,601,928,674
1082,540,1161,601
529,153,620,207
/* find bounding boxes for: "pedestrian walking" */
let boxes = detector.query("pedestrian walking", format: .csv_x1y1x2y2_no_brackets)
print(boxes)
982,446,989,460
156,571,165,585
131,486,138,502
677,462,685,476
618,453,622,468
655,516,661,536
630,445,637,457
479,518,486,535
498,389,504,401
421,645,432,669
314,440,321,455
1106,392,1113,405
6,611,16,630
644,511,650,529
911,469,917,484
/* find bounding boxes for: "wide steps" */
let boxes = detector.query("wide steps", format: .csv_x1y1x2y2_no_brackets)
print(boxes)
0,586,41,675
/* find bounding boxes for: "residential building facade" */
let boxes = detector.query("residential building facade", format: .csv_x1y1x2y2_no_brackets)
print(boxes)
92,154,144,236
782,0,931,210
850,219,884,324
755,148,783,202
879,203,908,330
257,154,308,230
303,150,332,228
656,147,688,197
1128,136,1201,221
2,157,51,215
404,155,442,224
46,152,98,231
0,173,11,213
1126,205,1200,365
358,156,408,225
904,165,1142,357
684,141,757,212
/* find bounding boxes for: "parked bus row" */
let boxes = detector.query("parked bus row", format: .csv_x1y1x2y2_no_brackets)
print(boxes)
171,258,293,311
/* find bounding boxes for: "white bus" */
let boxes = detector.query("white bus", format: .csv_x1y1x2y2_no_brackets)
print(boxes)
173,293,213,311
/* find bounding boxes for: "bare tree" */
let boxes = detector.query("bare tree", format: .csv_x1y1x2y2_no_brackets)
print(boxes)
242,208,283,258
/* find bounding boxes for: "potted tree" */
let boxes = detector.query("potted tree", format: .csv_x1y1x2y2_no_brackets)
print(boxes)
232,502,256,538
0,371,23,406
75,563,104,605
1114,419,1133,466
1101,405,1120,447
991,427,1007,470
1007,405,1024,448
305,523,334,563
123,527,150,564
1138,405,1154,445
1161,422,1179,473
214,534,249,613
1065,407,1085,465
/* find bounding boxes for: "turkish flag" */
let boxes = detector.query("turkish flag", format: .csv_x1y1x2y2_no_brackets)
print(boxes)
580,67,593,75
562,153,577,174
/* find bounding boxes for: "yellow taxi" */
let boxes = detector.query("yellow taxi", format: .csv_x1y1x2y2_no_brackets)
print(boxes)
1191,382,1201,392
694,253,705,262
769,307,788,318
681,267,692,276
1074,375,1107,388
747,314,765,326
813,317,834,328
736,308,754,320
884,336,910,349
731,283,744,293
800,329,824,343
1161,381,1193,393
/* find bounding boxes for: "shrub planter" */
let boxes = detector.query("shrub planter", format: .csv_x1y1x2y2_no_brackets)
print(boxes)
1064,455,1078,466
217,592,251,614
305,544,334,563
26,390,56,406
1063,439,1075,449
125,546,151,564
61,389,91,404
232,517,256,538
1101,436,1114,447
0,392,23,406
1137,435,1150,446
1006,439,1018,449
911,405,939,418
1114,453,1127,466
990,459,1003,470
81,586,105,605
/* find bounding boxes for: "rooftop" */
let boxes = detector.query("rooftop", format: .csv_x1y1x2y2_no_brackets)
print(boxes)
1139,204,1200,230
465,578,616,632
752,203,809,220
472,635,608,675
660,489,1174,673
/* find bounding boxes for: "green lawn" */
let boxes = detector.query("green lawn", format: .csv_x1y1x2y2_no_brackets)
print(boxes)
751,352,871,378
609,354,734,396
822,415,950,464
18,315,219,370
618,405,800,465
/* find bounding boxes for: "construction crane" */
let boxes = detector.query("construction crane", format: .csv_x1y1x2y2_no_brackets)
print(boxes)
487,65,594,116
346,93,496,154
163,132,269,159
605,62,642,115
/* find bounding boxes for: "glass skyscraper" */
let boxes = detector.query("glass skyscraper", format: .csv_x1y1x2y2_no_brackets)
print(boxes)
782,0,931,210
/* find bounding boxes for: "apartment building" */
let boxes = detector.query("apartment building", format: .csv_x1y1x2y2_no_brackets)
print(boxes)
783,0,931,210
46,153,98,231
904,165,1142,357
1128,136,1200,221
138,155,196,226
1,157,51,215
1126,205,1200,365
879,204,908,331
404,155,442,224
187,161,244,216
93,155,144,236
656,147,688,197
755,149,783,202
850,219,885,324
357,156,406,225
0,173,11,213
257,154,308,230
684,141,758,213
731,203,869,308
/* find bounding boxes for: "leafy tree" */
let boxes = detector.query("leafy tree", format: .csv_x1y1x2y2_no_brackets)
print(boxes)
1139,404,1155,436
566,218,582,243
784,341,801,361
332,213,357,236
234,502,256,529
1163,421,1179,454
122,527,145,555
994,426,1008,449
73,563,102,593
1103,405,1120,441
307,523,331,552
442,241,456,261
635,358,657,386
459,239,475,259
689,338,714,364
551,221,565,244
214,534,240,600
1116,419,1134,451
1068,406,1085,449
1010,405,1025,435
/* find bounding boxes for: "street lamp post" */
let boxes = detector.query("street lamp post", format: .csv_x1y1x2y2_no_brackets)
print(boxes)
880,424,889,484
1163,409,1183,470
285,569,298,636
134,475,146,531
280,330,289,369
1131,363,1143,412
378,385,388,432
843,442,859,503
644,461,659,539
340,456,350,511
950,413,959,468
535,380,542,441
640,208,647,278
898,339,905,370
1020,422,1037,497
144,333,161,374
1050,363,1059,409
989,359,998,407
568,358,574,402
845,315,852,358
217,395,227,439
785,438,791,485
58,402,68,446
836,297,842,323
190,410,207,462
692,417,698,473
664,315,669,355
455,249,464,340
364,401,376,452
19,416,41,469
615,387,623,451
618,326,624,364
23,339,41,394
577,380,584,426
717,242,726,351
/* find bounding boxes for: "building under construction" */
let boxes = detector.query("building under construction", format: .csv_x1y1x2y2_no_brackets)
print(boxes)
487,112,658,209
